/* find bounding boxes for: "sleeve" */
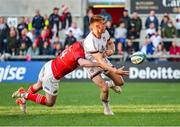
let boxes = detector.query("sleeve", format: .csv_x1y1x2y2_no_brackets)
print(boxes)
105,30,110,41
74,45,85,61
84,37,99,53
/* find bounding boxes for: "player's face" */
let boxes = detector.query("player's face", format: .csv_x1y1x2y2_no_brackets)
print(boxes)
97,20,106,34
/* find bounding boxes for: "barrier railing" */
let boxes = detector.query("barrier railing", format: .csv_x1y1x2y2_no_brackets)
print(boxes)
2,54,179,61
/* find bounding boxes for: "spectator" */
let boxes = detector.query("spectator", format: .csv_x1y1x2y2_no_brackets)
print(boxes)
19,43,27,56
99,9,112,21
162,20,176,38
145,10,159,31
17,17,28,38
26,28,34,43
60,4,72,29
52,36,61,46
7,27,19,55
41,41,51,55
129,12,142,39
169,41,180,62
83,8,94,38
32,9,45,38
26,17,33,32
146,23,156,38
66,22,83,40
160,14,170,32
141,38,155,55
150,32,162,49
49,7,60,38
125,39,136,61
125,39,136,55
175,10,180,37
154,43,167,61
19,28,32,50
35,30,51,55
64,30,76,48
0,17,9,54
27,42,40,56
44,14,49,30
140,38,149,55
52,42,63,56
146,41,155,56
106,20,114,38
114,22,127,47
116,42,124,55
120,9,131,35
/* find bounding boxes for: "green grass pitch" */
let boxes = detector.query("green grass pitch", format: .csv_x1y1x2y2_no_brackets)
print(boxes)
0,82,180,126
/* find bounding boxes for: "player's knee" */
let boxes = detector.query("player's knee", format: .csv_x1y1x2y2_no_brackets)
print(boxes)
46,101,55,107
117,81,124,86
115,78,124,86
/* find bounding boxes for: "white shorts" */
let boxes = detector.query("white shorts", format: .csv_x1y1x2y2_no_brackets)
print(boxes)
38,60,60,96
84,58,114,79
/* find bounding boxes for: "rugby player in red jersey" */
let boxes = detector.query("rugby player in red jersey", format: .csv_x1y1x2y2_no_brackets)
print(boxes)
12,42,97,112
12,42,128,113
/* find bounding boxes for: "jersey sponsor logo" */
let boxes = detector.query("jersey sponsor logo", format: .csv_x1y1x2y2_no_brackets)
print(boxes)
0,65,26,82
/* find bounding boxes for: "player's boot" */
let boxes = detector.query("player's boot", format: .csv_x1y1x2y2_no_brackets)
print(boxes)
111,85,122,94
104,107,114,115
12,87,26,99
105,81,122,94
16,98,26,113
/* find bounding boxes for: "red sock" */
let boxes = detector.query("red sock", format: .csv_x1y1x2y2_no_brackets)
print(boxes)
26,93,47,105
27,85,38,94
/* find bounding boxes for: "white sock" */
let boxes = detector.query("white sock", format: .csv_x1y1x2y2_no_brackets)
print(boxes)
21,93,28,99
105,80,115,88
102,100,110,110
21,97,26,103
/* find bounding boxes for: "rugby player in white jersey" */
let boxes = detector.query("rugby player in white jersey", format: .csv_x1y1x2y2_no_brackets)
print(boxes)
83,15,129,115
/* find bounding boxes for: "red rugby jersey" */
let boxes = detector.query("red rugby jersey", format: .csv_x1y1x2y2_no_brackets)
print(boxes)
51,42,85,80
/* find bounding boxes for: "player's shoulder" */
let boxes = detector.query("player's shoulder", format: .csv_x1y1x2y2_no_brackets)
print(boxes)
102,30,110,41
103,30,110,37
84,32,94,44
72,42,82,49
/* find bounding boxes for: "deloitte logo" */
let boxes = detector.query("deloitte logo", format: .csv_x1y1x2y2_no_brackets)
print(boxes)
130,67,180,79
65,69,89,79
0,65,26,82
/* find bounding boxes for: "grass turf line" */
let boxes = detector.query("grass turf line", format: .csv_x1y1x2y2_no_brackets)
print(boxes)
0,82,180,126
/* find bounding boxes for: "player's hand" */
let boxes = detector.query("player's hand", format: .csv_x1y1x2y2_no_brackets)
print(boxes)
115,66,129,76
104,50,114,57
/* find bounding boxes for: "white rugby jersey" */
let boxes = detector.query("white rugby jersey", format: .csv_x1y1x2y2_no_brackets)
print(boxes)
83,30,110,60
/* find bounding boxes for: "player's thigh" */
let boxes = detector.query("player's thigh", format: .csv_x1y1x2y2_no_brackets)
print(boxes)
41,61,60,96
106,71,124,86
92,74,108,92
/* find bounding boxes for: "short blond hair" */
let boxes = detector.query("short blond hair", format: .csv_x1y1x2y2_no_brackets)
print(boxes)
90,15,105,24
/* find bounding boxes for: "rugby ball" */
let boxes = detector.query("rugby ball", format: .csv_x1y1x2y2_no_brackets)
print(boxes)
130,52,146,64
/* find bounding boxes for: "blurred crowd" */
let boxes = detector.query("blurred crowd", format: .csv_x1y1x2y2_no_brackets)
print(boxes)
0,5,180,62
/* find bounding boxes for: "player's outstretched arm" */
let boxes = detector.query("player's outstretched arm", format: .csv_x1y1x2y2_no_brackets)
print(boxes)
78,58,100,68
92,52,129,76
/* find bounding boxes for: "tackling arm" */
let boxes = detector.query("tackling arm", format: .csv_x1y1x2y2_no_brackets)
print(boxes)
77,58,100,68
